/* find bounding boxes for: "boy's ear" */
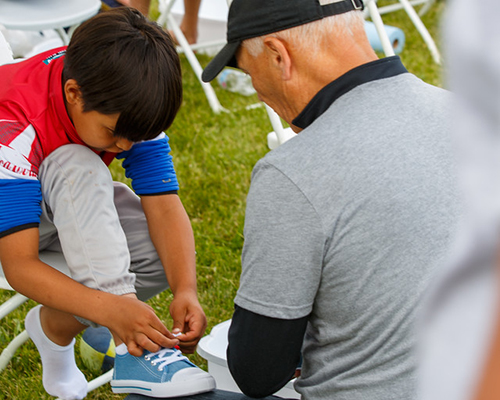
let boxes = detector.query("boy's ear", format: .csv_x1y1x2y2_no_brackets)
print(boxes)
64,79,83,106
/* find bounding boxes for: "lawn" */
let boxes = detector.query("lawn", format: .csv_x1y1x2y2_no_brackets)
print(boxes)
0,1,445,398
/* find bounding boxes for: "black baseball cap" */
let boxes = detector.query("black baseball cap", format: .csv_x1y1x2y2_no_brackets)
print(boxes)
201,0,364,82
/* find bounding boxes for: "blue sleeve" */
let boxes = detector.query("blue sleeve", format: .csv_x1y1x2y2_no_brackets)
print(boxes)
116,135,179,196
0,179,42,238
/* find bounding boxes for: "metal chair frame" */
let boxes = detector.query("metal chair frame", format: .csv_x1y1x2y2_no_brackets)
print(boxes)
157,0,228,114
0,251,113,398
0,0,101,45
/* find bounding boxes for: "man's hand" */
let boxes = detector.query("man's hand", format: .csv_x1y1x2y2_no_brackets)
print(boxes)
169,290,207,353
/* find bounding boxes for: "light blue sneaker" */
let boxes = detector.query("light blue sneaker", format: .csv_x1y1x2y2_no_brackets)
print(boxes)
111,347,216,398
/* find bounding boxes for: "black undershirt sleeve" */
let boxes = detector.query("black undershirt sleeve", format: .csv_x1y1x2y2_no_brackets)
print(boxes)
227,305,308,398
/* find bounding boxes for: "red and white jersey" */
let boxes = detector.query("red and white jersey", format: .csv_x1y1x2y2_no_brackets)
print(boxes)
0,47,178,238
0,47,115,182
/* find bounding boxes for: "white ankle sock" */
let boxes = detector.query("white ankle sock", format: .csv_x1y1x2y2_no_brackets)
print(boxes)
115,343,128,355
25,305,88,400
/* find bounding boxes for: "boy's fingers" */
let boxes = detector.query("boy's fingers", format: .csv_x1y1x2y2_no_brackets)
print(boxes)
136,332,171,354
148,327,179,349
176,328,203,353
178,329,197,341
177,341,197,354
172,319,186,333
184,320,205,340
141,341,161,354
149,315,170,336
127,342,144,357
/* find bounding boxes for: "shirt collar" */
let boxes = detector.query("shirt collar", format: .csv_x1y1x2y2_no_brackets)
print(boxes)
292,56,408,129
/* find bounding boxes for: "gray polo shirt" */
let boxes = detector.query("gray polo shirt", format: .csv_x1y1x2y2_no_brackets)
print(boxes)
235,57,462,399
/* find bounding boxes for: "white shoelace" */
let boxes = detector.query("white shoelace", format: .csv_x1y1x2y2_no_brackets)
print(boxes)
144,348,189,372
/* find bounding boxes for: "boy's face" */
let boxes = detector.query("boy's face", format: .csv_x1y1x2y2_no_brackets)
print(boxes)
64,79,134,153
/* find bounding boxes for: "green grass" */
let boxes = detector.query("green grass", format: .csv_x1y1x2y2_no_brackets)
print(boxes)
0,1,445,398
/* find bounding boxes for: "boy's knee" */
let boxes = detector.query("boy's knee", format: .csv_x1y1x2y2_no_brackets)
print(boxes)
39,144,115,216
42,144,109,173
40,144,112,188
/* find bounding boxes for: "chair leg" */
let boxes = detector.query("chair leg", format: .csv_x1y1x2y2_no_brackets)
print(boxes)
371,0,440,64
55,27,70,46
0,327,113,392
365,0,397,57
0,330,30,372
86,368,114,392
0,293,29,320
377,0,429,15
397,0,441,64
417,0,435,16
166,13,227,114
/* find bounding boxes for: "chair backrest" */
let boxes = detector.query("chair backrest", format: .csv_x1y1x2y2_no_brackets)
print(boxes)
0,30,13,65
0,0,101,32
156,0,227,114
0,0,101,46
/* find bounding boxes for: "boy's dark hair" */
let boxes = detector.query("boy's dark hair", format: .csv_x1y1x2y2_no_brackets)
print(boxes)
63,7,182,142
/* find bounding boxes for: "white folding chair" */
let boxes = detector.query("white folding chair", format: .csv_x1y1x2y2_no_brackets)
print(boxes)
0,28,13,64
368,0,440,64
0,268,29,372
164,0,431,148
0,0,101,46
157,0,228,114
0,250,113,398
197,319,300,398
378,0,435,17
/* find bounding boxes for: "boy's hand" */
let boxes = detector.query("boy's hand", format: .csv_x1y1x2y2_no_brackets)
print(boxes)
107,294,180,356
169,291,207,353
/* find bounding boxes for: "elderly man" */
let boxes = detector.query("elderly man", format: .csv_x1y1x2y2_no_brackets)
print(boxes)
200,0,461,399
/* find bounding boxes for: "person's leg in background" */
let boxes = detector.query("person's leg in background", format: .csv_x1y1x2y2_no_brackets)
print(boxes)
179,0,201,45
128,0,150,16
101,0,150,15
101,0,201,45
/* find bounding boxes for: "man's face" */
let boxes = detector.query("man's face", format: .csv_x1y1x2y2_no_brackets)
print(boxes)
236,45,288,122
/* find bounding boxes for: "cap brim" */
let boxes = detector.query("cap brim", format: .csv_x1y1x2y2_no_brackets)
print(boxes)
201,41,241,82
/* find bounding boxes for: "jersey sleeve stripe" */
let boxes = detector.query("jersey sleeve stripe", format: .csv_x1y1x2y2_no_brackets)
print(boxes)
0,179,42,237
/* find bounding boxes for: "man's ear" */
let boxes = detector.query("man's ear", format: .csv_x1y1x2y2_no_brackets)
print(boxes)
263,37,292,80
64,79,83,106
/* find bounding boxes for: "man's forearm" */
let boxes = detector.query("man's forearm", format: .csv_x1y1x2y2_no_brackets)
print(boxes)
227,305,308,398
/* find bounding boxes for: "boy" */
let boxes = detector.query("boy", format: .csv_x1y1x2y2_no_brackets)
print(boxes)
0,7,215,400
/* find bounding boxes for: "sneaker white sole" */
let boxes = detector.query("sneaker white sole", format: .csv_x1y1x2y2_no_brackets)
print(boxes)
111,374,216,398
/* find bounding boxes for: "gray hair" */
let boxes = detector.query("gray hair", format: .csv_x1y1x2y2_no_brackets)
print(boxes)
242,10,365,59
